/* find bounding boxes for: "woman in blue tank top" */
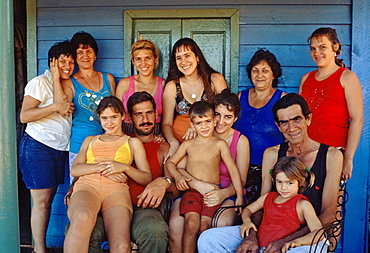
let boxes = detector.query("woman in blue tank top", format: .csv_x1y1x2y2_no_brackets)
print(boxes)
62,31,116,169
233,49,285,204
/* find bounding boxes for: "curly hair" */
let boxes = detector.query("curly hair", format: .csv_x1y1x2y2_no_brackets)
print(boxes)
246,49,282,88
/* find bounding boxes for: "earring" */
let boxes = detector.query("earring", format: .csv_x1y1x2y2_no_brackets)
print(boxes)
334,53,337,57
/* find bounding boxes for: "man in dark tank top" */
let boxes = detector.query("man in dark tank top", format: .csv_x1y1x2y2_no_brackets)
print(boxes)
236,93,343,252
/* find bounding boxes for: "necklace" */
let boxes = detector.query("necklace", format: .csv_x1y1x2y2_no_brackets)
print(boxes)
78,72,101,91
220,130,233,146
225,132,233,146
186,78,201,99
137,76,156,90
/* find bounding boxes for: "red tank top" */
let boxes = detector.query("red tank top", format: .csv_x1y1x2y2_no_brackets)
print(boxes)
258,192,307,247
128,141,163,205
300,67,349,147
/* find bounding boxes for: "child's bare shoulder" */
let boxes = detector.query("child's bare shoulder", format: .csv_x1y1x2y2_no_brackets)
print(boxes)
297,197,314,210
213,137,229,148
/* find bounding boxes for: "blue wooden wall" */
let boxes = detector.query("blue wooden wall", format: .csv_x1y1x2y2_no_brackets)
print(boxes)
34,0,369,252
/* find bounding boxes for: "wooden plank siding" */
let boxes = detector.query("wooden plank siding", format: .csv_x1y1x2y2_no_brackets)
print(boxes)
33,0,369,251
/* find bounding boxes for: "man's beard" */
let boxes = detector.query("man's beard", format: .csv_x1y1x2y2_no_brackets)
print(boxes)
135,123,154,136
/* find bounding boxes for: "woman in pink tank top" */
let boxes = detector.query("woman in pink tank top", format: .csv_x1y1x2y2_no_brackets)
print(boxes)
116,39,165,135
299,27,363,180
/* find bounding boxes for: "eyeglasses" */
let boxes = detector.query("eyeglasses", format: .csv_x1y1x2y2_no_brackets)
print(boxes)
277,116,304,128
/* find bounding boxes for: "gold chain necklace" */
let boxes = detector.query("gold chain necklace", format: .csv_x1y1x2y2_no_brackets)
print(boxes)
78,72,101,91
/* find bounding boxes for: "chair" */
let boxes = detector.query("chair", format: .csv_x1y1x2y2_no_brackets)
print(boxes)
309,180,348,253
211,204,246,228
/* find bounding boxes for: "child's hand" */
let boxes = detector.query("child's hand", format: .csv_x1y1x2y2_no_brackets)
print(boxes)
234,196,244,214
175,175,190,191
240,221,257,238
153,135,165,143
282,239,304,253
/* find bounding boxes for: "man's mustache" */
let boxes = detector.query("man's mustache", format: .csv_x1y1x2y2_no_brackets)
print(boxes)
139,122,154,127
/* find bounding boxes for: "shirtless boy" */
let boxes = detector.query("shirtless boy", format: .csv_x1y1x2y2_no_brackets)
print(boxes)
166,100,244,253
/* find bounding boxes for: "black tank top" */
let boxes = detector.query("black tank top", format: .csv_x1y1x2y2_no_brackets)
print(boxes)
278,142,328,215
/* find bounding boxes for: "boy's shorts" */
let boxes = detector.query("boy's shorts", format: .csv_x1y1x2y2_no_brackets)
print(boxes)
19,132,67,189
180,189,220,218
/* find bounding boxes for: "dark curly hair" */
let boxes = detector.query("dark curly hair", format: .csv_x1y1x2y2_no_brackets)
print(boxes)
246,49,282,88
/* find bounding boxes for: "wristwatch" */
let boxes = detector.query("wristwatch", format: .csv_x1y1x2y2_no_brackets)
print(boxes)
163,176,172,189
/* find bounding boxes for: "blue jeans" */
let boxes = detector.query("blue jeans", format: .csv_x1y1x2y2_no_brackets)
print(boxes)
198,225,328,253
19,132,67,189
198,225,242,253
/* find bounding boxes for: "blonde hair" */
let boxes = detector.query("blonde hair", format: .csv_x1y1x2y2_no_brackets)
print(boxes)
272,156,315,194
131,38,160,69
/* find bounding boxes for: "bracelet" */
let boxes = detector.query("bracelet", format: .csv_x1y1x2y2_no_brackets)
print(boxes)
163,176,172,189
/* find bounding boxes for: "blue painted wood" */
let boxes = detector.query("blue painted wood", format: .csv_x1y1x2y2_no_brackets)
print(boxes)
239,5,351,24
37,0,351,8
240,24,351,45
38,26,124,40
37,5,351,26
342,0,370,252
38,8,124,26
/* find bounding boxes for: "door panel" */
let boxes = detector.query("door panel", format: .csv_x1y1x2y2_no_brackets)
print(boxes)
132,18,230,84
133,19,181,79
182,19,230,84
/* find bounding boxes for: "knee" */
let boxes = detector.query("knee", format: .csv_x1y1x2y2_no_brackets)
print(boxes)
184,217,200,234
69,208,96,227
32,195,54,210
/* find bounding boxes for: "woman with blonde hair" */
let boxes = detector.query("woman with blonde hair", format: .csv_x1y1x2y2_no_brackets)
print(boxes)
116,39,165,135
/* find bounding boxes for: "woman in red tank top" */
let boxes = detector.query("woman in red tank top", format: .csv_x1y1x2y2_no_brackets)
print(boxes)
299,27,363,180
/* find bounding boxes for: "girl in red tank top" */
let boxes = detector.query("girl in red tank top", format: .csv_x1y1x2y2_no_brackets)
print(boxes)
239,157,323,252
299,27,363,180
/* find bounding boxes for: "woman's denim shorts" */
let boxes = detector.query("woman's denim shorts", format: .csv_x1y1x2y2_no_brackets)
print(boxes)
19,132,67,189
